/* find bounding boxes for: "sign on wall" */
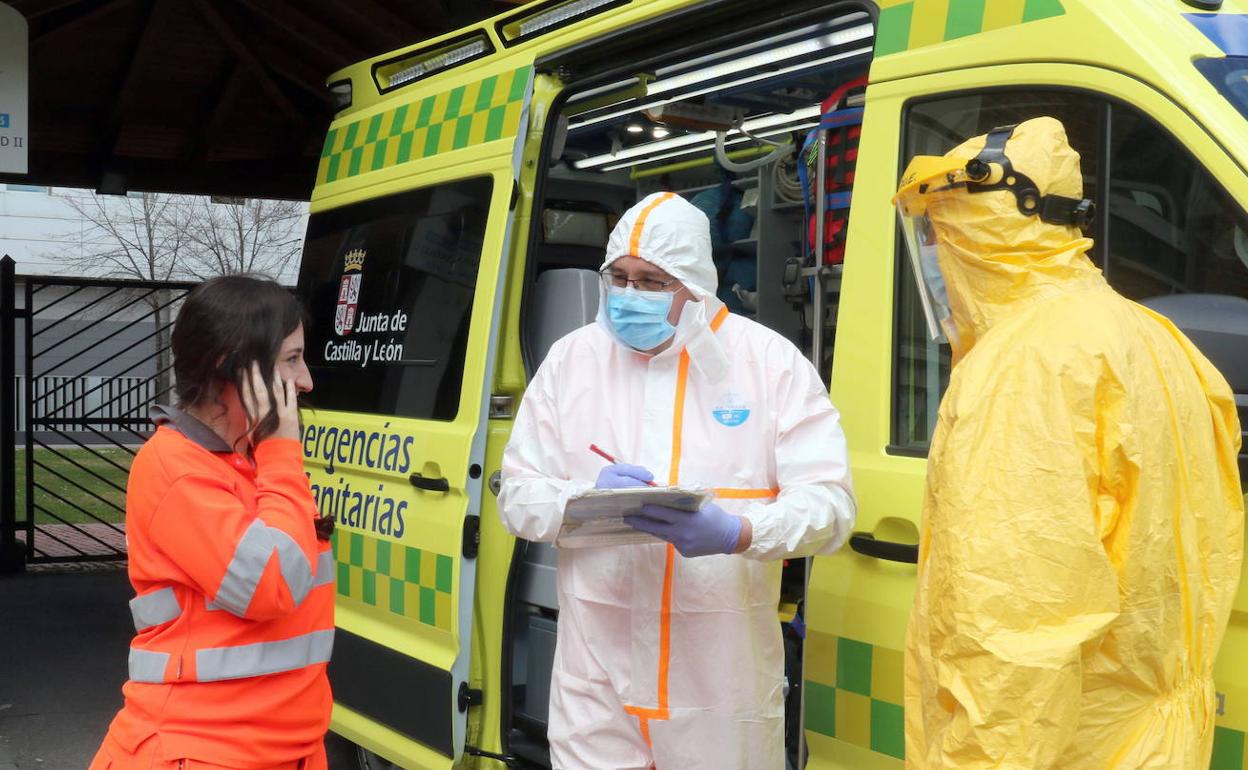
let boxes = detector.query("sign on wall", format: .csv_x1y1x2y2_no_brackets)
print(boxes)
0,2,29,175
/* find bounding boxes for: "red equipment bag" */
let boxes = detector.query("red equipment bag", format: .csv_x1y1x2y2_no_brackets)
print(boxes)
800,76,867,265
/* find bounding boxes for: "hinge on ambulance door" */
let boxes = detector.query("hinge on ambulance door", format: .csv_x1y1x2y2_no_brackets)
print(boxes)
509,182,520,211
458,682,483,711
462,515,480,560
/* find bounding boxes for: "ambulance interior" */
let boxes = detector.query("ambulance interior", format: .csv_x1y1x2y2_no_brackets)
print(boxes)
503,8,874,766
501,3,1248,765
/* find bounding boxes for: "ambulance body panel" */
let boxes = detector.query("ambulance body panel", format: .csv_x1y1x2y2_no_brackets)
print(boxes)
294,1,1248,766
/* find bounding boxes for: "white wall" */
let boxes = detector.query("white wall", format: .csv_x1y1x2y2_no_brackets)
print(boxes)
0,185,92,276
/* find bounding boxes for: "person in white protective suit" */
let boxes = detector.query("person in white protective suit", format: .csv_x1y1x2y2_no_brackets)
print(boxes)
498,191,857,770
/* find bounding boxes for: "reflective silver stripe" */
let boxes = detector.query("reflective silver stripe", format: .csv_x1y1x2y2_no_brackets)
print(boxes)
128,648,171,683
208,519,315,616
195,629,335,682
129,587,181,632
312,549,335,588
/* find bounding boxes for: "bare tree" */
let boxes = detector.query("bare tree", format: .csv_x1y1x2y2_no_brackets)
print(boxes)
183,197,305,279
56,192,196,406
58,191,193,282
58,191,305,282
53,191,307,408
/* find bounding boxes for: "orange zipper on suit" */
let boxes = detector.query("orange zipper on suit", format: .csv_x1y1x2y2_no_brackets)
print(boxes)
623,305,778,749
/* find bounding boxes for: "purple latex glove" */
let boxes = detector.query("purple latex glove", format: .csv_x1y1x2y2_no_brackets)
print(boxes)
625,500,743,557
595,463,654,489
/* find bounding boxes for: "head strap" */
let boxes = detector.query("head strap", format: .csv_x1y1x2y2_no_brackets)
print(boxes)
963,125,1095,230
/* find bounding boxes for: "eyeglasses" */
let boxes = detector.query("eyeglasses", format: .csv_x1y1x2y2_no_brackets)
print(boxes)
599,268,680,293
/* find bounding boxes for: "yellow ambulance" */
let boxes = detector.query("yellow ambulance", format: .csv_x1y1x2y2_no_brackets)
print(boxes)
292,0,1248,767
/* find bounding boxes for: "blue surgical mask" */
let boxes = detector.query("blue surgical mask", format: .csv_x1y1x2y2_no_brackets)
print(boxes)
606,286,676,351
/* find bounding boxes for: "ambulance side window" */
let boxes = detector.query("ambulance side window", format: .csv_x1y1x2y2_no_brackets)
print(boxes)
1105,108,1248,301
892,91,1103,452
296,177,494,421
891,91,1248,452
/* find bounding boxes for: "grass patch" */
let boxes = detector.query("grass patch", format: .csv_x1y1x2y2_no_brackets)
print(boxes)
13,447,133,525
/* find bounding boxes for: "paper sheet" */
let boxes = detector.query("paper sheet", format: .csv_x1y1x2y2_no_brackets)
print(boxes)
555,485,712,548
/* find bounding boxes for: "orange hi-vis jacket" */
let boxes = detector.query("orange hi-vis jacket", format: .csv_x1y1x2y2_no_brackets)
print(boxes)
103,408,334,768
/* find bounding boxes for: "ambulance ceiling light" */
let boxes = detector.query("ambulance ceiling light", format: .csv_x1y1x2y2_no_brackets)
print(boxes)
647,23,871,99
658,13,867,81
571,21,873,131
596,121,816,172
563,13,866,113
627,124,644,133
574,105,819,169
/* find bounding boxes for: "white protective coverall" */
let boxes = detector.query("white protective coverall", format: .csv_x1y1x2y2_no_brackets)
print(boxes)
899,117,1244,769
499,192,856,770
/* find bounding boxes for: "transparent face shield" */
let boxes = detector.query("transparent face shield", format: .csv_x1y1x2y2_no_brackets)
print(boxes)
897,204,953,344
894,123,1097,349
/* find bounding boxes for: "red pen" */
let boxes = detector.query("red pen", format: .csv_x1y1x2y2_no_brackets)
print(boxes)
589,444,657,486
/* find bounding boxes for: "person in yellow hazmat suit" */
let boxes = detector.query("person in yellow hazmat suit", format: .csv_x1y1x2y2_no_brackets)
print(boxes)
893,116,1244,769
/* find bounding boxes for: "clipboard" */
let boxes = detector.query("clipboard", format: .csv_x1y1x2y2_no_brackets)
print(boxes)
555,485,712,548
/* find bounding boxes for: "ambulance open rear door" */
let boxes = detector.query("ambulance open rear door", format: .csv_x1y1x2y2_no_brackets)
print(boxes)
294,35,541,769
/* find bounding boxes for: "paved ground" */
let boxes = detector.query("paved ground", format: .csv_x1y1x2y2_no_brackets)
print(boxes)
0,567,356,770
18,524,127,562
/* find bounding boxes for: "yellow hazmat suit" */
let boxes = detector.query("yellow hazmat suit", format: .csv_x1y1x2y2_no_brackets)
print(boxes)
897,117,1244,768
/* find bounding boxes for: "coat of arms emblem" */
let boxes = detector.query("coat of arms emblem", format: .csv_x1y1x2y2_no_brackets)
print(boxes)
335,249,366,336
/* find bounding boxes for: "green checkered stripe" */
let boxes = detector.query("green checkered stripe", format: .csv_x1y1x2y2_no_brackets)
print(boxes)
317,64,532,184
1213,725,1248,770
805,634,905,760
875,0,1065,57
803,633,1248,768
330,528,454,631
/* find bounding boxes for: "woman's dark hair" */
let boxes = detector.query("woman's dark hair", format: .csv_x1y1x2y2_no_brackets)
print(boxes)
172,275,306,446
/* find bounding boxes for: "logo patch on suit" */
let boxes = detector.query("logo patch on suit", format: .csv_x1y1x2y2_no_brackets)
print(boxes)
712,393,751,427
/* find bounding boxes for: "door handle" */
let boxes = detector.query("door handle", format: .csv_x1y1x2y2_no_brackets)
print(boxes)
849,532,918,564
409,472,450,492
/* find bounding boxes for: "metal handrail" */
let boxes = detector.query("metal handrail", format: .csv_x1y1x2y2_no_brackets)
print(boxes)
25,274,199,291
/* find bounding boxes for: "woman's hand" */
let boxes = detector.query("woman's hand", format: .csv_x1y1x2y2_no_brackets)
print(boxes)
242,361,301,442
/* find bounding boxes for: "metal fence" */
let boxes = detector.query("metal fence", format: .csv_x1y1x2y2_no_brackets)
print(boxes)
2,256,198,568
13,375,157,434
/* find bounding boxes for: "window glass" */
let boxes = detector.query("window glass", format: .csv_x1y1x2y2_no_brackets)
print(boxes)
1195,57,1248,122
1105,107,1248,302
297,177,493,421
893,91,1103,451
892,90,1248,453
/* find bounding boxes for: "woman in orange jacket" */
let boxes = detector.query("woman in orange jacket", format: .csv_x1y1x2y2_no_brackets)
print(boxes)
90,275,335,770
